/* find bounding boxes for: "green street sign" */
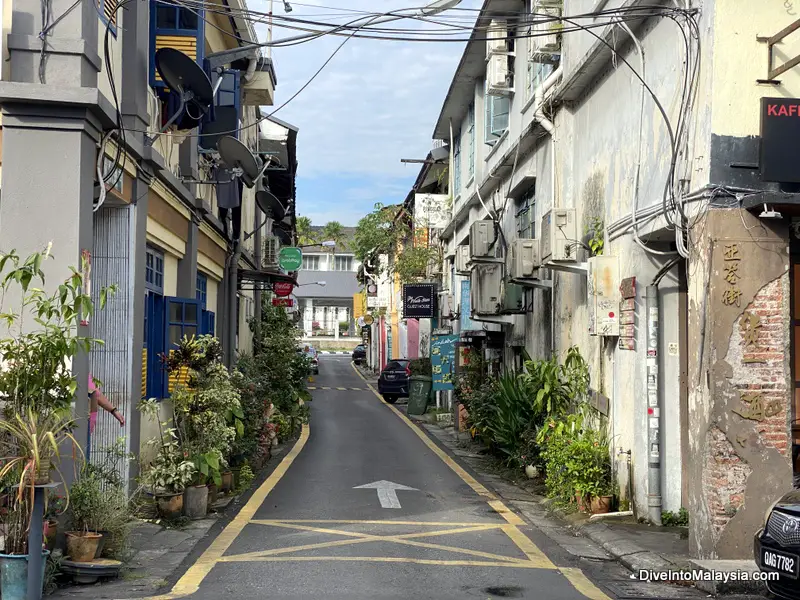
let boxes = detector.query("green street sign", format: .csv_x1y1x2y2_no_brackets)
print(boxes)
279,247,303,271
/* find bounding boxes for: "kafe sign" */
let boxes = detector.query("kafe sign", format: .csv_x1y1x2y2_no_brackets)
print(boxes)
403,283,436,319
760,97,800,183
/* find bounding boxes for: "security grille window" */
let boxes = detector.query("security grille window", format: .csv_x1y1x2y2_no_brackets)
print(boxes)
453,130,462,193
485,80,510,145
167,299,200,346
155,0,198,30
199,68,242,151
303,255,321,270
467,103,475,179
145,247,164,293
527,61,555,101
335,256,353,271
515,186,535,239
196,273,208,309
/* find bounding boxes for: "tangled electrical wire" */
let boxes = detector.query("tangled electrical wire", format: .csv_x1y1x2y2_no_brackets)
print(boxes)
50,0,702,250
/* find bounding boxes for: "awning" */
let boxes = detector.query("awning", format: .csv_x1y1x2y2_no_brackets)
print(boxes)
238,269,298,286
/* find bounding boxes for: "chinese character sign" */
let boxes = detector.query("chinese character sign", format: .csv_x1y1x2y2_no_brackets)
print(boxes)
431,334,457,391
460,280,475,331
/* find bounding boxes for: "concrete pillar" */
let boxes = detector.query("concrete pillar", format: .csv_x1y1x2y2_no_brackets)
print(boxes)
177,215,199,298
126,170,153,485
120,0,151,133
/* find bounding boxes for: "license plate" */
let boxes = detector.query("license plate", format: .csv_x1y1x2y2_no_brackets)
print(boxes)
386,375,395,380
762,547,800,578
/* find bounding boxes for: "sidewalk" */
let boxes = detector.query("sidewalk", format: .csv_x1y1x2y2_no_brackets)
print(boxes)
401,408,768,599
49,443,291,598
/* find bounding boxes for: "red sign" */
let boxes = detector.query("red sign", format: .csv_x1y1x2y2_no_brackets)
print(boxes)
272,298,294,307
274,282,293,297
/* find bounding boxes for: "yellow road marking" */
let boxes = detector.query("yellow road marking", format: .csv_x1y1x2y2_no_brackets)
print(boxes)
560,568,613,600
255,519,494,526
337,387,347,390
321,386,331,390
147,424,311,599
308,386,317,390
228,522,524,564
350,387,363,390
221,556,536,568
351,362,558,572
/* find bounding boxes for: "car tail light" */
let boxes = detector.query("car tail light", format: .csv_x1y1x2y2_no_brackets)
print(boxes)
405,366,411,376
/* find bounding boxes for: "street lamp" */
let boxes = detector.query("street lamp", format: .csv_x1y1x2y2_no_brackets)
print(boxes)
297,240,336,249
299,281,326,287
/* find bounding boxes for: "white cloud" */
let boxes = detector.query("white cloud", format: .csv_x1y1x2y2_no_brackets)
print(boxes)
247,0,481,183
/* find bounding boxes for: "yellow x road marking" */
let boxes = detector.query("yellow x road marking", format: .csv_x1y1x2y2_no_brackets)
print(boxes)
220,520,545,568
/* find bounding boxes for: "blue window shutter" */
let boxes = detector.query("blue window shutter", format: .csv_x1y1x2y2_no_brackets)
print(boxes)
163,297,202,397
145,292,166,399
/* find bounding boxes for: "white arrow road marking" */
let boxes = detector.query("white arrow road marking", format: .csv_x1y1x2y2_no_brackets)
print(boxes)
354,480,419,509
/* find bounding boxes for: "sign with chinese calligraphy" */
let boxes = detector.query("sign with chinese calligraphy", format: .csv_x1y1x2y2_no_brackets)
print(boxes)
460,280,476,331
403,283,436,318
414,193,449,229
431,334,457,391
361,325,370,345
720,243,743,308
618,278,636,351
272,298,294,307
740,311,766,364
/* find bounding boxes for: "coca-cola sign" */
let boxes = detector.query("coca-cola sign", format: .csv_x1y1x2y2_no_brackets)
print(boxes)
403,283,436,318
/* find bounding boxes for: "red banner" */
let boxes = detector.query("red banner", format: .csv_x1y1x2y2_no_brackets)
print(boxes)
272,298,294,307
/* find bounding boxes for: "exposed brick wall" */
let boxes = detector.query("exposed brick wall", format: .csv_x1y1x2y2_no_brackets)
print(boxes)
705,427,753,535
727,279,789,457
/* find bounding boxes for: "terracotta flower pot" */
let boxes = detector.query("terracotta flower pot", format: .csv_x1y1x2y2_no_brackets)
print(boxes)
155,492,184,519
590,495,613,514
65,532,102,562
221,471,233,493
43,519,58,551
34,457,51,485
575,492,587,512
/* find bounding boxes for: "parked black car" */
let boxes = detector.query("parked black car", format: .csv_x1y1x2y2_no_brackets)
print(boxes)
755,489,800,599
352,345,366,364
377,359,411,404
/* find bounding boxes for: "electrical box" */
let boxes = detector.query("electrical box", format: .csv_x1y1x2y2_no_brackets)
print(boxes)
438,292,455,319
470,263,502,315
501,282,525,313
455,245,471,274
470,220,496,259
507,238,540,278
540,208,577,263
587,255,621,336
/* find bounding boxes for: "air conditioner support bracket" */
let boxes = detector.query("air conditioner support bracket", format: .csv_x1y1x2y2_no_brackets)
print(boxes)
468,257,504,267
546,261,588,276
471,314,516,325
510,277,553,290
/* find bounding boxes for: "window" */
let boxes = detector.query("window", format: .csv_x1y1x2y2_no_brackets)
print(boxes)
515,186,536,239
99,0,118,38
167,298,200,347
485,81,510,145
196,273,208,309
303,255,321,270
335,256,353,271
155,0,198,31
467,103,475,179
453,130,462,193
199,68,242,151
145,247,164,293
527,60,555,102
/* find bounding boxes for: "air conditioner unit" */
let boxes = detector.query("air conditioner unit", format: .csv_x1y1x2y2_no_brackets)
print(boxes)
540,208,576,263
530,0,562,57
439,292,456,319
455,245,471,274
501,282,525,313
487,54,513,95
486,18,508,56
471,263,503,315
507,238,540,279
469,220,496,259
587,255,620,337
263,236,279,267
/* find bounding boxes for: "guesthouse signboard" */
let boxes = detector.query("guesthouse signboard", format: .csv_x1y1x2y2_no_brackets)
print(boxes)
402,283,436,319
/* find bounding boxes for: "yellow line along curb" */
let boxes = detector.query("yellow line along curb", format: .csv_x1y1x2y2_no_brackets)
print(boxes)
350,362,612,599
141,424,311,600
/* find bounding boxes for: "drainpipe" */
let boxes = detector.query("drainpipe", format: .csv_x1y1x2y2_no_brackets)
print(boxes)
244,54,258,82
646,257,681,525
532,65,562,354
228,239,242,368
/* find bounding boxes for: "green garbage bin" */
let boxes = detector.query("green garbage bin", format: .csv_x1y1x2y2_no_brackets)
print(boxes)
408,375,432,416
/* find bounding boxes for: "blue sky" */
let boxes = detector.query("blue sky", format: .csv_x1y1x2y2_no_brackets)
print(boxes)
249,0,480,227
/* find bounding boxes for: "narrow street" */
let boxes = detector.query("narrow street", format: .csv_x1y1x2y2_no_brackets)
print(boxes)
165,356,614,600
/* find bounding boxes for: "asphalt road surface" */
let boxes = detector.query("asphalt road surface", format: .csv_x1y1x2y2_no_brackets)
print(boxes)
165,356,620,600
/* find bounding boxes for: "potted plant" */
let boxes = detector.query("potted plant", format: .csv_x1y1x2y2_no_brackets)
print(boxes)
142,428,196,519
65,473,104,562
0,500,50,600
44,494,65,550
185,451,222,519
408,358,432,416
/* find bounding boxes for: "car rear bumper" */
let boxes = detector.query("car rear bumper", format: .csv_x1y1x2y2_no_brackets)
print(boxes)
755,527,800,599
377,380,408,396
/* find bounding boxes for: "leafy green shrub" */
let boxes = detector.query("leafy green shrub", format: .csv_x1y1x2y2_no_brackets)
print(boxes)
662,508,689,526
237,465,254,492
409,358,432,377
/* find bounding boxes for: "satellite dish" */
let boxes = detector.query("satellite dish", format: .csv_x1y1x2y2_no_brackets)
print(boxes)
217,136,270,189
273,223,292,245
255,190,286,221
147,49,214,144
